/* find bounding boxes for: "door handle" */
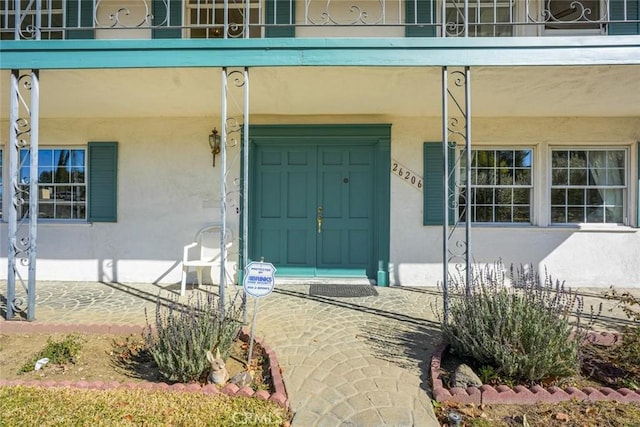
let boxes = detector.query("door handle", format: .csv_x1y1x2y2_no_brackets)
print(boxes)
316,206,323,234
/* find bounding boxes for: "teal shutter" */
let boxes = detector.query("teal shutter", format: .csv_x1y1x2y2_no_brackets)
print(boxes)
423,142,455,225
152,0,183,39
610,0,640,35
406,0,436,37
88,142,118,223
265,0,295,37
66,1,94,39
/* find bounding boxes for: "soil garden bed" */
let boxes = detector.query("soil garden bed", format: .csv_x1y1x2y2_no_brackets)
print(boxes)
431,331,640,405
0,323,288,408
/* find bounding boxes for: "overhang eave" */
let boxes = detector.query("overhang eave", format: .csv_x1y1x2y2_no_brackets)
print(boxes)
1,36,640,70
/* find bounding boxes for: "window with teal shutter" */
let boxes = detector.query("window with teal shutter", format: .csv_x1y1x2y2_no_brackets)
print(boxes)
88,142,118,223
423,142,455,225
18,148,87,220
265,0,295,37
610,0,640,35
406,0,436,37
66,1,94,39
152,0,183,38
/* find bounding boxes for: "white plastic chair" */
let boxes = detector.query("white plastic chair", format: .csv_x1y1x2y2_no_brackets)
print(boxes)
181,223,234,295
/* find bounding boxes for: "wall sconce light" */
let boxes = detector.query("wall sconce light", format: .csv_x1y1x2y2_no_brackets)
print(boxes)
209,127,221,167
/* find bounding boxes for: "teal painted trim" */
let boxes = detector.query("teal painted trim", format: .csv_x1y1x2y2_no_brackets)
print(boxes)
249,123,392,138
88,141,118,223
637,141,640,228
375,135,391,286
377,266,388,286
423,142,455,226
315,268,368,277
2,37,640,69
423,142,443,226
273,267,369,278
274,267,315,277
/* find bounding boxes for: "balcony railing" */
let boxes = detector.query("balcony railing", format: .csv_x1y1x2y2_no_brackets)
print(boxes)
1,1,639,40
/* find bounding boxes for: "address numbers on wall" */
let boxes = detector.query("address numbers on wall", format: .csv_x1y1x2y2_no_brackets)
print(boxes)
391,159,423,192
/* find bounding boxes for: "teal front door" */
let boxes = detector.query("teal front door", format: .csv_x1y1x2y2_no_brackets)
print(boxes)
249,125,390,281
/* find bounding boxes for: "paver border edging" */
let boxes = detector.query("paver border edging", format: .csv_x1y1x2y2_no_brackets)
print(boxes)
0,322,288,408
430,332,640,405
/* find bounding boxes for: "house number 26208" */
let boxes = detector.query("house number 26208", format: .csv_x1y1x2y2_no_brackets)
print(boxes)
391,159,423,192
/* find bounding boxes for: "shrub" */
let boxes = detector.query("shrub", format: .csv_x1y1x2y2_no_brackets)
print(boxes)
616,328,640,375
604,287,640,376
19,333,84,374
440,262,593,384
144,292,242,383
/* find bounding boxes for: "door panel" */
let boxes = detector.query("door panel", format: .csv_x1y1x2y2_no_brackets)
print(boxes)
253,145,316,267
317,145,374,276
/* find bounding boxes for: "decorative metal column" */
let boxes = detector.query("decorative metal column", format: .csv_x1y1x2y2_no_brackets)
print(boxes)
220,67,249,317
442,66,472,323
6,69,40,321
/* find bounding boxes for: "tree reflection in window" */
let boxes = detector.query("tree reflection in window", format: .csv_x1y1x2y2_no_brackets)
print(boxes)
459,148,533,223
19,148,86,220
551,149,626,224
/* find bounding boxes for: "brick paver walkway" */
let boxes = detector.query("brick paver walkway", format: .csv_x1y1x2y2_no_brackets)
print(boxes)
1,280,636,426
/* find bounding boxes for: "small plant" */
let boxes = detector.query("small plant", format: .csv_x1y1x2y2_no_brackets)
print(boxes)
143,292,242,383
110,335,155,375
605,287,640,323
19,333,84,374
438,261,595,384
605,286,640,372
602,287,640,381
477,365,500,385
615,328,640,371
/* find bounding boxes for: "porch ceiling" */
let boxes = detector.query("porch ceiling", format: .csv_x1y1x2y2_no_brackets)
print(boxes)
1,65,639,119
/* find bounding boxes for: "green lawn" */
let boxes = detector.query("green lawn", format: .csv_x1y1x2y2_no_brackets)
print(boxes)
0,386,290,427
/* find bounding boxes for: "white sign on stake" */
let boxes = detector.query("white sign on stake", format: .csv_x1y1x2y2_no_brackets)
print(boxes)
243,259,276,368
243,261,276,298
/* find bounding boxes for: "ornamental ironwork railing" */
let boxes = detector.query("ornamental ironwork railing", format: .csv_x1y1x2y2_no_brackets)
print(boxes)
1,0,639,40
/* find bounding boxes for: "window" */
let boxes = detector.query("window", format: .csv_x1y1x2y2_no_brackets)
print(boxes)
187,0,261,38
20,148,86,220
1,1,93,40
15,142,117,222
544,0,605,34
444,0,515,37
458,149,533,223
550,149,626,224
0,0,64,40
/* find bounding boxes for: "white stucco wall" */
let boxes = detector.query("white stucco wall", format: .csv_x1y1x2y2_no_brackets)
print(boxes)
0,115,639,288
386,116,640,288
0,117,241,285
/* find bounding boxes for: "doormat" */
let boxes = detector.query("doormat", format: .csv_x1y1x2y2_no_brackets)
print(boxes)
309,284,378,298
